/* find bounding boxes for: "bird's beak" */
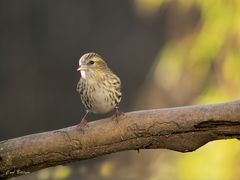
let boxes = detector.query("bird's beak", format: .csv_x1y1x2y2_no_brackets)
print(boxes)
77,65,88,71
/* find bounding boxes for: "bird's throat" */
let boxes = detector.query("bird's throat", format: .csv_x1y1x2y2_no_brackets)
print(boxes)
80,71,87,79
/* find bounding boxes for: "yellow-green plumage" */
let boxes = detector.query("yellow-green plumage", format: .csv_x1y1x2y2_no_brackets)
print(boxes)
76,53,122,127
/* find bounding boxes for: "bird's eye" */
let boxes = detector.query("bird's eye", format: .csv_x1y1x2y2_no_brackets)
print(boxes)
88,60,95,65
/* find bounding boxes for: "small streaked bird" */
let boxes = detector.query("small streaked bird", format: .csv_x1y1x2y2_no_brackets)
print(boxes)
76,52,123,128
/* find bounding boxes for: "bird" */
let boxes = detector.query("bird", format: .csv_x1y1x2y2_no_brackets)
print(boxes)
76,52,123,129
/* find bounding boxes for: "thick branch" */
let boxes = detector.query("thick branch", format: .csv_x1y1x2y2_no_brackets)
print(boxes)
1,101,240,179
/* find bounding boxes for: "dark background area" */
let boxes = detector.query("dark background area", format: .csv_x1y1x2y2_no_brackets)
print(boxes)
0,0,169,139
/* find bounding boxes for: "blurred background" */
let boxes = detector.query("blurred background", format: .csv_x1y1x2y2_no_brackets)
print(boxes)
1,0,240,179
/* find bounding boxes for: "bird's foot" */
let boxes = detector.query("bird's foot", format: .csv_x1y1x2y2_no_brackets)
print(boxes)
76,118,89,132
112,110,125,140
112,110,125,123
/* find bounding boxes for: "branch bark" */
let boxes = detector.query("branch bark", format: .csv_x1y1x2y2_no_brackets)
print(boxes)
1,100,240,179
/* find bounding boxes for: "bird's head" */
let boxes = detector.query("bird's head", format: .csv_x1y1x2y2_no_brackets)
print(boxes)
77,53,110,79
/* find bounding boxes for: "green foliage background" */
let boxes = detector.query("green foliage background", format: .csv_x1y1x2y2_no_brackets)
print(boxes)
137,0,240,179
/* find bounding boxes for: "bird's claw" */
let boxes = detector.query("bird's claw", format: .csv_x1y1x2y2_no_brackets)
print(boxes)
112,110,125,123
77,118,89,133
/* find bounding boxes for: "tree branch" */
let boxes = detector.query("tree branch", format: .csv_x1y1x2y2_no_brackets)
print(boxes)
1,100,240,179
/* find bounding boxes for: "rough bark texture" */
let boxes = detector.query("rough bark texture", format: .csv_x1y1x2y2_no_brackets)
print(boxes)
1,100,240,179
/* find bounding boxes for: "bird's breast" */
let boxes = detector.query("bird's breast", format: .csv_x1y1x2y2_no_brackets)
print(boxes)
90,86,116,114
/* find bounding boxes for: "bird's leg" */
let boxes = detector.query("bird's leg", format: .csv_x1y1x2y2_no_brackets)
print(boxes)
77,110,89,130
112,107,124,123
112,107,125,140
